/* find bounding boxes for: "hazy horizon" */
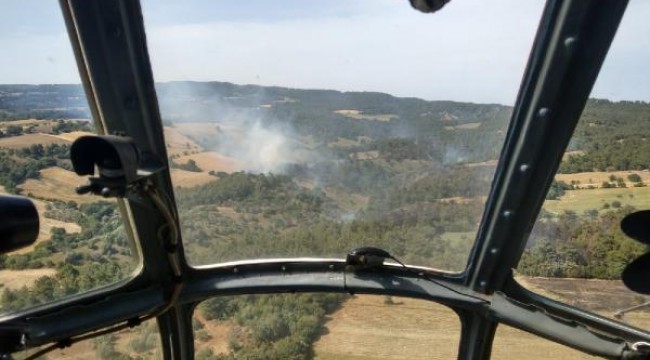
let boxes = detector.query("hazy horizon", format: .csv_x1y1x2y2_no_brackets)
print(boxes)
1,81,648,108
1,1,648,105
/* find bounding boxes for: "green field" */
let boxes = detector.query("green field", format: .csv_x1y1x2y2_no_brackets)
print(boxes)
543,186,650,215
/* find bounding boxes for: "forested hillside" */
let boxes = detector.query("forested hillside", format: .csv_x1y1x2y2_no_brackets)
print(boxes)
560,99,650,173
519,99,650,279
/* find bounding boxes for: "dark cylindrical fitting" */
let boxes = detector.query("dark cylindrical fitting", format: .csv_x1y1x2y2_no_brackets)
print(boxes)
0,195,39,254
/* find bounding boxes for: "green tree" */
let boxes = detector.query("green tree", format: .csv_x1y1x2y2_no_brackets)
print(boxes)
627,173,642,183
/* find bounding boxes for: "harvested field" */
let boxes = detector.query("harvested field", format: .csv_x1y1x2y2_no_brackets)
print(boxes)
173,122,221,140
352,150,379,160
516,276,650,331
455,122,482,129
328,137,360,148
314,295,460,360
0,133,70,149
516,276,649,314
0,269,57,290
175,151,244,174
555,170,650,188
445,122,482,130
314,281,650,360
16,319,162,359
19,167,105,204
334,109,398,122
516,276,650,333
437,196,487,204
170,169,215,187
466,159,499,168
164,126,203,156
543,186,650,214
40,278,644,360
53,130,94,142
491,324,599,359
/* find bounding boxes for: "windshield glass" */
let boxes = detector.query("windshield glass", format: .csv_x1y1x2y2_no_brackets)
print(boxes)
0,1,141,315
516,0,650,331
194,293,460,359
13,318,161,359
492,323,599,359
142,0,545,271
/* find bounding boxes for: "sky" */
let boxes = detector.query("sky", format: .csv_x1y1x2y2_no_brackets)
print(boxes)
0,0,648,105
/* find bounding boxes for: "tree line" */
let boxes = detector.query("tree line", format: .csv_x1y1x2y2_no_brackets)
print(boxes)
518,207,645,279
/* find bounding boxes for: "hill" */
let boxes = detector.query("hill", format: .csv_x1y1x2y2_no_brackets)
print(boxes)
19,167,100,204
559,99,650,173
0,133,70,149
0,83,649,359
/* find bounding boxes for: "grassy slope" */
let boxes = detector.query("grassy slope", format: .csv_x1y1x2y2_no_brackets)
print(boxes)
19,167,102,204
555,170,650,188
314,282,650,360
543,186,650,215
0,133,70,149
314,295,460,360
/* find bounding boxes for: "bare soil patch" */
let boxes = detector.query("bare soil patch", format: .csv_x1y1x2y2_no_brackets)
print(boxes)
194,311,232,356
216,206,241,220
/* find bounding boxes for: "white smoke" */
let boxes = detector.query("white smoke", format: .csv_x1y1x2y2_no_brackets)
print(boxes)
158,81,310,174
228,120,296,173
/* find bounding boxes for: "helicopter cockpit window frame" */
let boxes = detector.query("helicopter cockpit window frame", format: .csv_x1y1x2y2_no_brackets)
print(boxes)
0,0,649,359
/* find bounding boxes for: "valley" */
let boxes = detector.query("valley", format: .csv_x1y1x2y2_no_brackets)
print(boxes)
0,83,649,359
